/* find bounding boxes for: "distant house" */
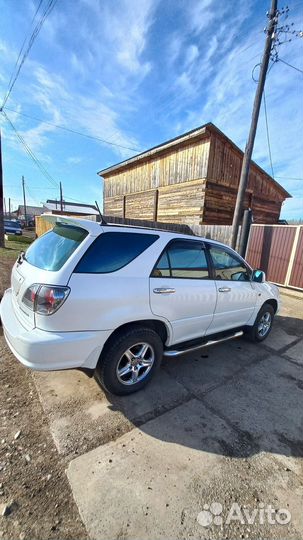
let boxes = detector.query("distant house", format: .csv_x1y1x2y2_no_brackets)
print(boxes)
44,200,99,216
99,122,291,225
13,205,46,220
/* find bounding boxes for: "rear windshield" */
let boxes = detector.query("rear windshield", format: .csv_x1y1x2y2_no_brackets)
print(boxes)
25,224,88,271
4,220,19,228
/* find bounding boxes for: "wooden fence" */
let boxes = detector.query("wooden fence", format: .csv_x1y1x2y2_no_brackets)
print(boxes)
246,224,303,291
36,214,242,248
35,215,302,290
35,214,98,237
103,215,242,249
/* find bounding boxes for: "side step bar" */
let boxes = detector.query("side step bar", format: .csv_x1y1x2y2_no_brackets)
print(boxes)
163,330,244,357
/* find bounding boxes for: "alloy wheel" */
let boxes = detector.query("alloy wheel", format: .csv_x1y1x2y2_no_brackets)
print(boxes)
116,342,155,385
257,311,272,337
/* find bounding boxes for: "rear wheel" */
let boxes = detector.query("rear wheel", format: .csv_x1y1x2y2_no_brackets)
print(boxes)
95,327,163,395
246,303,275,342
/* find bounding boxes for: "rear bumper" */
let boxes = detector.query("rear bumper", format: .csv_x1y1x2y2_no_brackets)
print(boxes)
0,289,111,371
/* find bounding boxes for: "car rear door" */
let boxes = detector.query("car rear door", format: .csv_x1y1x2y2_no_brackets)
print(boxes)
149,239,217,344
206,244,257,334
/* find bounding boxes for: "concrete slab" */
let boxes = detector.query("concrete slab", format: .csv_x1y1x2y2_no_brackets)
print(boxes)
67,399,303,540
284,340,303,365
163,336,263,396
33,368,189,457
264,326,299,352
67,399,244,540
274,296,303,339
204,354,303,458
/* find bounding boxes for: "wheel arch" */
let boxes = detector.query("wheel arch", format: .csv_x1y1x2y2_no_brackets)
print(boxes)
100,319,170,359
262,298,278,313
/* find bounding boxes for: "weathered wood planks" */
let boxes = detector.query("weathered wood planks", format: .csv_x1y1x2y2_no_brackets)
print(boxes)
101,124,290,226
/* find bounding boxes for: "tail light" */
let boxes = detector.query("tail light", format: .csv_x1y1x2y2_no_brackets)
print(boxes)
22,285,70,315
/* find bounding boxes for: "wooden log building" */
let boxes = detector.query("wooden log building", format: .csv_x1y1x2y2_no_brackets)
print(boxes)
98,123,290,225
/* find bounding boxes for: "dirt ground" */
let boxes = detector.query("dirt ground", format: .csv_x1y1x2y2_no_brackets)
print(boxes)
0,240,302,540
0,336,87,540
0,238,87,540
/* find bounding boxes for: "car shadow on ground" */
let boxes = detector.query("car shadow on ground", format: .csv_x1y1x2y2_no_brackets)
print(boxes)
104,314,303,460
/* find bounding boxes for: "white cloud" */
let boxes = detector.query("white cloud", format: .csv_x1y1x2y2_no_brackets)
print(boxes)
188,0,215,34
101,0,156,75
67,156,83,165
185,44,199,66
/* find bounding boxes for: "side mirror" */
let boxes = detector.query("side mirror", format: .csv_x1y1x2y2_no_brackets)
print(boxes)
252,269,266,283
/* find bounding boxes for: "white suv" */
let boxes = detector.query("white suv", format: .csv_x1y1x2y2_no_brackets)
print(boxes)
0,215,280,395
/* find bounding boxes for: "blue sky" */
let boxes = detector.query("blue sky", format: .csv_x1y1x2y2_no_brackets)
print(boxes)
0,0,302,218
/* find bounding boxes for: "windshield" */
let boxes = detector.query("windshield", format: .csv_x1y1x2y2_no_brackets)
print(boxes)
25,224,88,271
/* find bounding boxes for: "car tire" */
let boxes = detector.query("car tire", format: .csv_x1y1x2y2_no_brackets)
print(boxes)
246,303,275,342
95,327,163,395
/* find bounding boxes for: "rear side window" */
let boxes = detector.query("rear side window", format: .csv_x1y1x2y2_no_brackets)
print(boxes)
74,232,159,273
25,224,88,271
151,240,209,279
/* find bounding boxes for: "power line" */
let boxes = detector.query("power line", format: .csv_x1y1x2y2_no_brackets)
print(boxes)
4,0,44,105
1,0,58,109
278,57,303,74
2,110,59,189
275,176,303,181
26,185,42,206
4,107,141,152
4,184,56,189
263,88,274,177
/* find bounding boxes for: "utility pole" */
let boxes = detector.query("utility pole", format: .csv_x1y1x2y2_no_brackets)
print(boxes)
22,175,27,226
9,197,11,219
231,0,278,249
59,181,63,212
0,129,4,247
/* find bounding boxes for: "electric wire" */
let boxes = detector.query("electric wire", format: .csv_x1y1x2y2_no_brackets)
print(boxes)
3,0,43,103
2,110,59,189
263,89,275,178
278,57,303,74
3,107,142,152
1,0,58,109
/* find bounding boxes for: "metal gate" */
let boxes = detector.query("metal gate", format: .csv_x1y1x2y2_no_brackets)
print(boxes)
246,225,303,291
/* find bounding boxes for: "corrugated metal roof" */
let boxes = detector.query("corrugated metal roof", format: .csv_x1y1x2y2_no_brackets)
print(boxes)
44,202,99,215
17,205,46,215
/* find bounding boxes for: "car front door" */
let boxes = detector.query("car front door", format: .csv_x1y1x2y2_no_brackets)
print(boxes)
150,239,217,344
206,244,257,334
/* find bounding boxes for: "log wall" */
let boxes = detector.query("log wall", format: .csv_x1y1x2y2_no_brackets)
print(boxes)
205,133,286,224
104,139,210,197
102,126,289,226
105,178,206,225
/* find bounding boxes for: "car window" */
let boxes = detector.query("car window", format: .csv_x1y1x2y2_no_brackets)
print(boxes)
74,232,159,274
151,240,209,279
25,224,88,271
152,251,170,277
4,221,18,228
209,246,251,281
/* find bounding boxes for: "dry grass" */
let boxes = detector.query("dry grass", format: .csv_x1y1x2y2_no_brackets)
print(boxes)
0,234,33,299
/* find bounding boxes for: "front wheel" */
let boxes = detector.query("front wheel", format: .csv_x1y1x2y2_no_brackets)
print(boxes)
95,327,163,395
246,303,275,342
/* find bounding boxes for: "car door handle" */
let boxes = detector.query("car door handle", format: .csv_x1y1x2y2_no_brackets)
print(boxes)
218,287,231,293
153,287,176,294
